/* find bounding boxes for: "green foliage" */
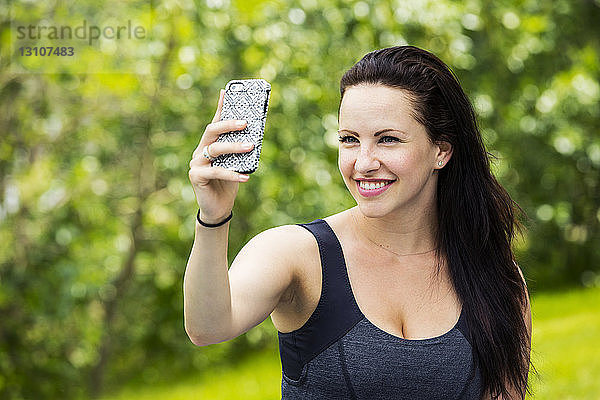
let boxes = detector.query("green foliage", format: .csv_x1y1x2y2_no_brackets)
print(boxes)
0,0,599,398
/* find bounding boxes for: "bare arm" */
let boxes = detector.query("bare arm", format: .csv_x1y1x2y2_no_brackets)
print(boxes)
184,90,298,346
183,218,232,345
184,223,300,346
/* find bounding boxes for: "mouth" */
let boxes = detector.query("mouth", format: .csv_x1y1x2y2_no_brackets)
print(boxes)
355,179,396,197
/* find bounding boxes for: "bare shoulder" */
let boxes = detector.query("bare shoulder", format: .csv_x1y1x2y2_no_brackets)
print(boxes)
222,223,321,340
249,223,318,261
255,225,318,283
257,223,323,333
236,223,320,293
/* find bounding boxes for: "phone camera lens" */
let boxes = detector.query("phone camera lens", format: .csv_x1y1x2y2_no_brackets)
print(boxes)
230,83,244,91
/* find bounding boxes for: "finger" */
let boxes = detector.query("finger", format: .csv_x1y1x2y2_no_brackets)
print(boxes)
191,141,254,166
202,119,247,141
211,89,225,123
189,165,250,184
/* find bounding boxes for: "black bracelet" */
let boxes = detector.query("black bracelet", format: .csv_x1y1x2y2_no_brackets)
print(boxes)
197,209,233,228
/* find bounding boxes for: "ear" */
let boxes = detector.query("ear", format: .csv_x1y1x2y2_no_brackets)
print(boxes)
435,141,453,169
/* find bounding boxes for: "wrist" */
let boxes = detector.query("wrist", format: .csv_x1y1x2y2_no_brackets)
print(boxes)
197,209,233,228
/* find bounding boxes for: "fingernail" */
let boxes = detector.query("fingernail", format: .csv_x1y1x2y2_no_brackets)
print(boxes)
236,120,246,127
239,174,249,181
241,143,253,149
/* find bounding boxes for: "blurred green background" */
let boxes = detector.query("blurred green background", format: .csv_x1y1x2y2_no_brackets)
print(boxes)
1,0,599,399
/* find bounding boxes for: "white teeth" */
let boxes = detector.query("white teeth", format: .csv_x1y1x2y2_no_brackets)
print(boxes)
359,181,391,190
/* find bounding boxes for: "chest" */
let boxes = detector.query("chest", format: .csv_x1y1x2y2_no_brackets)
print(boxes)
277,231,461,340
342,245,461,339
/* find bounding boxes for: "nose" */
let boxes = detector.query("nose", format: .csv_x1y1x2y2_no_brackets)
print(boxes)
354,146,380,174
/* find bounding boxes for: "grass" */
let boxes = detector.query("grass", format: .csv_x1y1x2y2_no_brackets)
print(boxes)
526,286,600,399
101,285,600,400
101,348,282,400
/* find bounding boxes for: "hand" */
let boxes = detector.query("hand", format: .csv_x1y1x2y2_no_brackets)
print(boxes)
188,89,255,224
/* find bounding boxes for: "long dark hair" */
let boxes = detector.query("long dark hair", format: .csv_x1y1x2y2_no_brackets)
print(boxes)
340,46,533,399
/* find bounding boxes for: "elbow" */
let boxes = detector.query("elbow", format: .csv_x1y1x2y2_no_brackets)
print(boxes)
184,320,212,347
184,321,229,347
183,307,234,346
185,326,212,347
188,335,211,347
185,327,205,346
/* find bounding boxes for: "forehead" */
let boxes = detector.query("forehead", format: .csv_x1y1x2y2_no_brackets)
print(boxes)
339,84,421,132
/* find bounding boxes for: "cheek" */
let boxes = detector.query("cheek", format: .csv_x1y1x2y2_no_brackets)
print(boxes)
381,152,413,175
397,151,437,188
386,153,410,168
338,151,353,176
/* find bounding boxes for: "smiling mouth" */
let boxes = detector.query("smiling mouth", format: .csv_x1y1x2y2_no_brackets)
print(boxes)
356,180,395,190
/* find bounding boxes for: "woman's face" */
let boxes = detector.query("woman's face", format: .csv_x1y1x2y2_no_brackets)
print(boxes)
337,84,450,218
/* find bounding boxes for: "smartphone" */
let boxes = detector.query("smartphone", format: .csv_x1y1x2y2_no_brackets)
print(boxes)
213,79,271,174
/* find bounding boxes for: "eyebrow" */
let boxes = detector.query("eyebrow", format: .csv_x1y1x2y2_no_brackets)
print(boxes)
337,128,409,137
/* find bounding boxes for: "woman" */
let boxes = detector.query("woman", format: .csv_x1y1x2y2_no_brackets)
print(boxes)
185,46,533,399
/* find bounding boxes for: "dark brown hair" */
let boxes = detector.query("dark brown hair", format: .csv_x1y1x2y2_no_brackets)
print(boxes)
340,46,533,399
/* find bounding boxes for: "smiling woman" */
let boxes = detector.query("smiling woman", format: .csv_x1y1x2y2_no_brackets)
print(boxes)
334,46,532,399
184,45,533,400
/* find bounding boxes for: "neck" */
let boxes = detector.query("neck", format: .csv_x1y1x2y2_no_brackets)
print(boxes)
350,202,439,257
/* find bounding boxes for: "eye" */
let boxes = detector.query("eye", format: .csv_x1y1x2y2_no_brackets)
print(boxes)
337,135,402,144
338,135,358,143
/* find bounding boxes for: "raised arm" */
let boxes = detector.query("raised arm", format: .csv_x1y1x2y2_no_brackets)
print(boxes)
184,223,301,345
183,90,299,346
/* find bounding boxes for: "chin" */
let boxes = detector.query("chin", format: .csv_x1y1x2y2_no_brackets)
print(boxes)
354,202,395,219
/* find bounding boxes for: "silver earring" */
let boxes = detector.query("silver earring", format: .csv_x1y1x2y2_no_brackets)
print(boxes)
438,160,443,166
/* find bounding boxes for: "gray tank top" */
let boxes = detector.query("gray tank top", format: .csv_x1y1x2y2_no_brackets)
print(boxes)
278,219,482,399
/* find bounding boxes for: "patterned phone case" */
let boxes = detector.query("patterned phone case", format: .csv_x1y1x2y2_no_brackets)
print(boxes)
213,79,271,174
